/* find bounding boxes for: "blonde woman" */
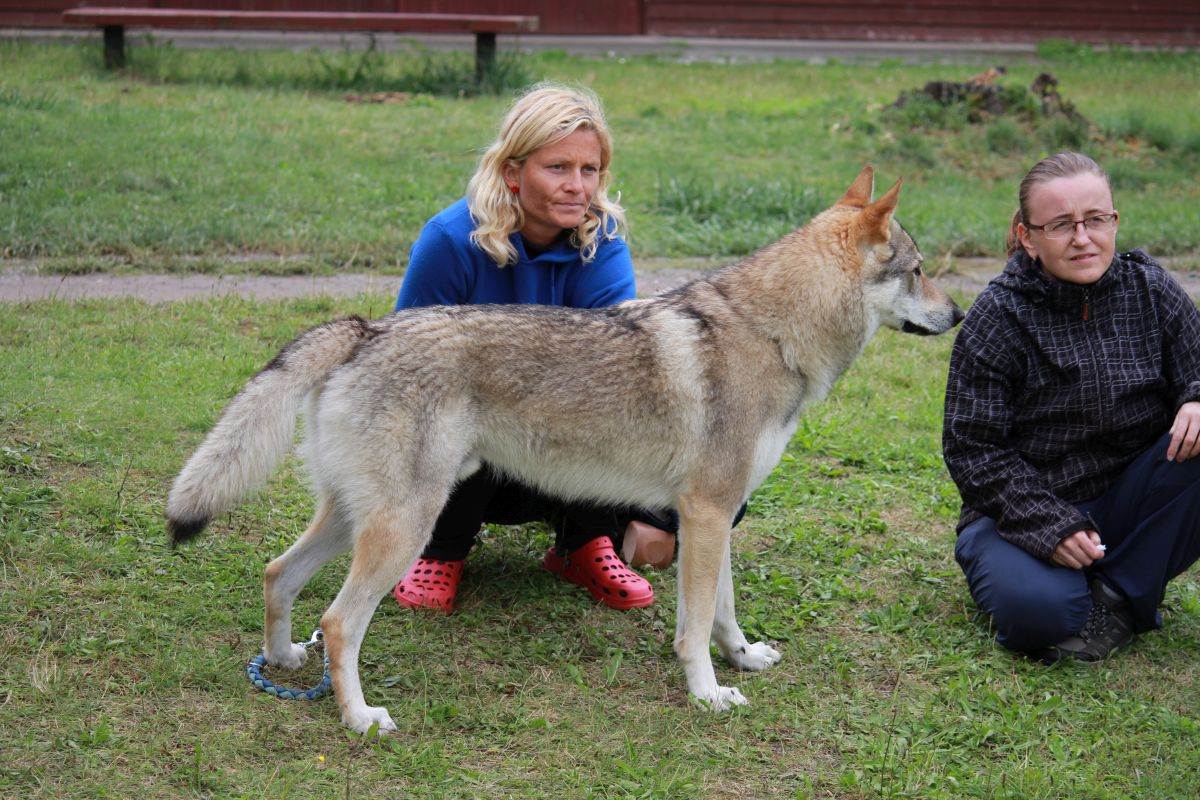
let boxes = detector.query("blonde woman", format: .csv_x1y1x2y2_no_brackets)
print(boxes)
392,83,675,614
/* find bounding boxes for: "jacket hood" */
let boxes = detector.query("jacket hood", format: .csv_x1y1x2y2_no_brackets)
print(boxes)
992,249,1127,311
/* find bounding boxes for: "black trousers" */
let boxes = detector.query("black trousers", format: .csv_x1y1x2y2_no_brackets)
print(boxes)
419,464,683,561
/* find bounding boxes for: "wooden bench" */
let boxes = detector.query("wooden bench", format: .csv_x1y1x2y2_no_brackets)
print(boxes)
62,7,539,79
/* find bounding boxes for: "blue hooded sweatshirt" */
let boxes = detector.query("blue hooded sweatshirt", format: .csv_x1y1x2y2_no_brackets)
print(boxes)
396,198,635,311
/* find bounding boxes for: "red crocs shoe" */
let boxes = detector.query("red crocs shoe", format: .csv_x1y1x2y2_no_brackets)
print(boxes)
393,558,464,614
543,535,654,610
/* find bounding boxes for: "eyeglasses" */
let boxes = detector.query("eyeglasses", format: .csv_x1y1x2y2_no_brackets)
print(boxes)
1025,213,1117,239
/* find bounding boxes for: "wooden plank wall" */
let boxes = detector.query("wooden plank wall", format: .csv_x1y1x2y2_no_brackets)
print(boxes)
388,1,642,34
643,0,1200,47
4,0,1199,46
2,0,72,27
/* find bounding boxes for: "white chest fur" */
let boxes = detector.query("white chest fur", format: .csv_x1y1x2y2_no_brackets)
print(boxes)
746,417,800,498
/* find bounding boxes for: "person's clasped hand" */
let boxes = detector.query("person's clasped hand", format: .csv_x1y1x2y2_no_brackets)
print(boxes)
1053,529,1105,569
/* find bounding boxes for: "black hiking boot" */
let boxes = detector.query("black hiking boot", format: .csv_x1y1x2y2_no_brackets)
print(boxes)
1036,579,1136,664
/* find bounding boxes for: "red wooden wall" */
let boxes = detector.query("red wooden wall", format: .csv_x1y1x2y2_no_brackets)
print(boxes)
4,0,1199,47
643,1,1200,48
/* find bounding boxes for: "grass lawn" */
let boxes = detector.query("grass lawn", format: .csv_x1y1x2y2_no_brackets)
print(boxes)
2,39,1199,272
2,37,1200,799
2,289,1198,799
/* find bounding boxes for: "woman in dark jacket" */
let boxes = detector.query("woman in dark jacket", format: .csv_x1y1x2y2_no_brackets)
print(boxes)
943,152,1200,662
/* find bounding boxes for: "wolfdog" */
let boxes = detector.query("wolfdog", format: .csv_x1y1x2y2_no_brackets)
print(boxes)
167,166,963,733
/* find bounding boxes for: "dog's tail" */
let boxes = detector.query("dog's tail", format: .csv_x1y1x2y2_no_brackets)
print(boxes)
166,315,377,546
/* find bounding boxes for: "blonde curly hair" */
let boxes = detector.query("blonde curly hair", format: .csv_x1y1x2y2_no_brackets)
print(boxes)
466,83,626,267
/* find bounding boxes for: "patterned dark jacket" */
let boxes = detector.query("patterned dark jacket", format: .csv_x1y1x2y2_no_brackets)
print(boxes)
943,249,1200,561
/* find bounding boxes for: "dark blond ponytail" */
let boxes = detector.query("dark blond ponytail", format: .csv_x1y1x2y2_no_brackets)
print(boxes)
1005,207,1025,256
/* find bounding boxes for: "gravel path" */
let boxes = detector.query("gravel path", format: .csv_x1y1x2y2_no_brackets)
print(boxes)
1,258,1196,303
0,266,713,303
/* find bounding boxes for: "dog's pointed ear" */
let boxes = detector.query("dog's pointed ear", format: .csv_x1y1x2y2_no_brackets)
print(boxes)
837,165,875,208
857,178,903,244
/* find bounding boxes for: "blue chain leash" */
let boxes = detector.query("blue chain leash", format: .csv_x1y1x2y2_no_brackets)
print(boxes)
246,629,333,701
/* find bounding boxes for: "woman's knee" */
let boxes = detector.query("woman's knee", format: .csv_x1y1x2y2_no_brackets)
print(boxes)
955,517,1090,651
984,577,1090,652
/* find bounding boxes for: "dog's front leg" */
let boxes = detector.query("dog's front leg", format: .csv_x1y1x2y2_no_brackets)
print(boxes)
674,494,745,710
712,539,781,672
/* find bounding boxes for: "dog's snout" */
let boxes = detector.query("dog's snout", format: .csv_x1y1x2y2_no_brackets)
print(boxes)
901,298,965,336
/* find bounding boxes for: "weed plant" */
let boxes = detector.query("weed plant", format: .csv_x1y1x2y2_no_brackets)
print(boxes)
2,39,1199,271
1,292,1197,798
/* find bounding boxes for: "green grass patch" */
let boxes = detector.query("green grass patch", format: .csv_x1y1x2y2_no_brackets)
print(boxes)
125,35,536,97
2,40,1199,269
2,291,1198,798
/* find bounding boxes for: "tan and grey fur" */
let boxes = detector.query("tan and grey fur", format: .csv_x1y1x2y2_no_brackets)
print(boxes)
166,167,963,733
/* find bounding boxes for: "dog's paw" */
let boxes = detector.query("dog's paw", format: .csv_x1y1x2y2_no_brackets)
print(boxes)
724,641,782,672
343,705,398,736
267,642,309,670
691,685,748,712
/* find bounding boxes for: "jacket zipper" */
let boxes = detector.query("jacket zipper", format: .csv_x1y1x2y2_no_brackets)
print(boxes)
1078,286,1104,430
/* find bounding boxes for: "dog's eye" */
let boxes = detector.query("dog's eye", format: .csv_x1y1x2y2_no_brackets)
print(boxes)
912,265,922,277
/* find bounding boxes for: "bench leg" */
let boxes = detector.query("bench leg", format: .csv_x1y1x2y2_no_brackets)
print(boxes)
474,32,496,84
103,25,125,69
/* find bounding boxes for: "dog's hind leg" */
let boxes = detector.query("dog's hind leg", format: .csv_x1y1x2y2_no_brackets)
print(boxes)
321,499,440,735
262,494,353,669
712,540,782,672
674,492,746,711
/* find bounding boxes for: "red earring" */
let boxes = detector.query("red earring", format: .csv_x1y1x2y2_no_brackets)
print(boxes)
508,184,519,194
